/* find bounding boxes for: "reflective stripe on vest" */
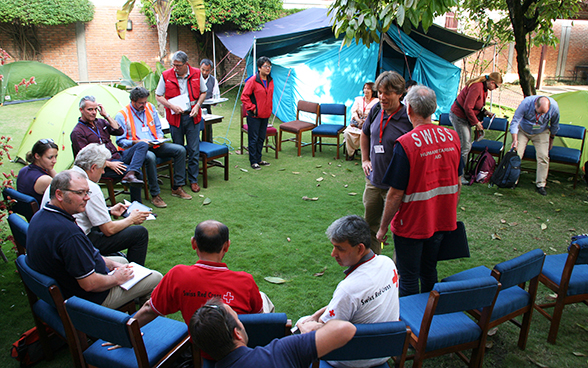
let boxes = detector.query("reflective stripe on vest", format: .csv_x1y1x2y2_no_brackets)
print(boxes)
402,184,460,203
119,104,157,141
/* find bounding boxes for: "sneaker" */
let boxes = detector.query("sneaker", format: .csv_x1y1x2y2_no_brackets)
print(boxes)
536,187,547,196
171,187,192,200
461,177,470,185
251,163,261,170
151,195,167,208
259,161,271,166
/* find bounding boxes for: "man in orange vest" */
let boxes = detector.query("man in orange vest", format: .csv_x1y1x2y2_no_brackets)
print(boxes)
116,87,192,208
156,51,207,193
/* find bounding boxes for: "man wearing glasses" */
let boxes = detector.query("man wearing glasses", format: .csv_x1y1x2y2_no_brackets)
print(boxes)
156,50,207,194
27,170,162,310
510,96,560,196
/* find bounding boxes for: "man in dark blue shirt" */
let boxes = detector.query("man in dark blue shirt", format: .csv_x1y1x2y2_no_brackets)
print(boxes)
190,299,356,368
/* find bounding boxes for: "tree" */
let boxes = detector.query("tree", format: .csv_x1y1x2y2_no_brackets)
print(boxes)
329,0,582,96
0,0,94,61
116,0,205,62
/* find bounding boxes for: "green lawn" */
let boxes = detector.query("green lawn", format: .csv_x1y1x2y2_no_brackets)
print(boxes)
0,89,587,368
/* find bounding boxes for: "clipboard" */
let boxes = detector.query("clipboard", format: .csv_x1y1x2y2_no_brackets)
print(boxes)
437,221,470,261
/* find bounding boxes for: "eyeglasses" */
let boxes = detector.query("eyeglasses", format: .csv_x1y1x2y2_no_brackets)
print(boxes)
63,189,92,197
201,304,233,335
39,138,54,144
261,64,272,69
172,63,185,68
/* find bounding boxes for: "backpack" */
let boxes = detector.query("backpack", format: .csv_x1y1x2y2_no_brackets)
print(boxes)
468,147,496,185
490,148,521,188
11,324,65,367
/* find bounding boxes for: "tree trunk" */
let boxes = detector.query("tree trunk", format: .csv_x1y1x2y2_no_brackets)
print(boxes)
0,23,41,61
507,0,536,97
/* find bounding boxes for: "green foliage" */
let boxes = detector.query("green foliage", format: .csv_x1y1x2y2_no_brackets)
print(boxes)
0,0,94,26
119,56,164,105
142,0,283,32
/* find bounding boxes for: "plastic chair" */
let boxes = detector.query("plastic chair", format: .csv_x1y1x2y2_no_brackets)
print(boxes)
240,104,278,159
312,104,347,159
399,276,500,368
534,235,588,344
278,100,320,156
8,213,28,256
3,187,39,221
442,249,545,350
64,296,191,368
199,142,229,188
312,321,411,368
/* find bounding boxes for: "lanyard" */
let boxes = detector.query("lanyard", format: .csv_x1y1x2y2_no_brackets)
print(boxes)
379,105,402,144
132,107,147,128
79,120,101,143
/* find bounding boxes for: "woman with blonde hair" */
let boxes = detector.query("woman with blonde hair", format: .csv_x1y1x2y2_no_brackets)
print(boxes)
450,72,502,179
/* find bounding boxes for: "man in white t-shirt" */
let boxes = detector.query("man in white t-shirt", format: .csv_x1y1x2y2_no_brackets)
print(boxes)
296,215,399,368
42,144,151,265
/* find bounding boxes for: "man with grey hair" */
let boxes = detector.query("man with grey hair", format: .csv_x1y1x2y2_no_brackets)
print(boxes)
27,170,162,309
377,85,463,297
296,215,399,368
71,95,146,202
117,87,192,208
156,50,207,193
200,58,220,143
42,144,151,265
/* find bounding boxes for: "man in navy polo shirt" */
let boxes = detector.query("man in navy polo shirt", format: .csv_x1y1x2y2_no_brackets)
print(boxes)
26,170,161,309
190,299,356,368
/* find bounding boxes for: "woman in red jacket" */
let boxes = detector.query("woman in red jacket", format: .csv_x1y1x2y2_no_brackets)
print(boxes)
241,56,274,170
449,72,502,180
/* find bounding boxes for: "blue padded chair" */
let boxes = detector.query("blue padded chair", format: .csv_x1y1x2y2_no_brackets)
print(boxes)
399,276,500,368
199,142,229,188
198,313,291,368
534,236,588,344
8,213,28,256
438,113,453,127
64,296,191,368
15,255,77,362
522,124,585,188
469,116,510,163
313,321,411,368
3,187,39,221
279,100,320,156
442,249,545,350
312,104,347,159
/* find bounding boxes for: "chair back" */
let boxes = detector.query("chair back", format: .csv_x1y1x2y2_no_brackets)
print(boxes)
493,249,545,289
556,124,585,140
16,255,61,309
296,100,320,122
238,313,289,348
433,276,499,315
320,321,409,361
319,103,346,126
241,104,247,126
482,116,509,132
8,213,28,255
438,113,452,127
570,235,588,264
3,187,39,221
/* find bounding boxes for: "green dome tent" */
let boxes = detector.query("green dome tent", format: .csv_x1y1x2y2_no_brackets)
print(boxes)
551,91,588,169
16,85,130,172
0,61,77,103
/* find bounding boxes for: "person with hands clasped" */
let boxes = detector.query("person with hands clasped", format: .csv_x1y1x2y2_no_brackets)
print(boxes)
343,82,379,161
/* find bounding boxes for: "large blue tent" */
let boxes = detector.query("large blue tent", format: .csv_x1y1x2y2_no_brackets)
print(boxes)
217,8,484,121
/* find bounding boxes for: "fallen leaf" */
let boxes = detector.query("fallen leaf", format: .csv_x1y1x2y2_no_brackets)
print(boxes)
316,164,322,168
568,176,574,181
199,194,204,198
492,233,501,240
572,352,587,357
203,198,212,205
292,172,300,174
485,341,494,349
536,216,541,219
500,219,506,224
316,184,320,187
337,164,341,167
555,209,561,212
549,201,554,205
509,222,518,227
549,179,561,184
569,228,577,232
541,223,547,230
576,323,588,332
460,207,466,211
323,172,328,175
549,247,557,252
494,193,503,197
278,168,285,171
528,357,549,368
240,168,248,172
302,196,319,201
547,293,558,300
331,174,336,177
234,165,239,168
488,327,498,336
316,177,324,182
328,162,332,165
313,266,327,277
264,276,286,284
523,210,528,213
287,237,291,242
348,192,357,196
344,184,348,188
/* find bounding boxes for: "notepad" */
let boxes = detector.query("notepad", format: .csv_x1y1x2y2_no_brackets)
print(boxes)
120,262,153,290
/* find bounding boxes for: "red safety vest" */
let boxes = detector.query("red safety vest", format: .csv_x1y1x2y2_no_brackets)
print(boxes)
162,64,202,127
391,124,461,239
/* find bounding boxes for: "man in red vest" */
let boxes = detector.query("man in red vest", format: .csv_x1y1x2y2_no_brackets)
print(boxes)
116,87,192,208
156,51,207,193
376,85,463,296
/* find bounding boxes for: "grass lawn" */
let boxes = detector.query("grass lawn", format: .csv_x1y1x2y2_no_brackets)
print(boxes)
1,88,587,368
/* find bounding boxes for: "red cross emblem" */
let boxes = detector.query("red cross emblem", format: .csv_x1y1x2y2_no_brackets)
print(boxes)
329,309,335,317
223,292,235,304
393,269,399,288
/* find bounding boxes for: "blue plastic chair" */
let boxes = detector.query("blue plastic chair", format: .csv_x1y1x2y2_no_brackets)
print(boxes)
399,276,500,368
3,187,39,221
199,142,229,188
314,321,411,368
64,296,191,368
535,236,588,343
442,249,545,350
312,103,347,159
8,213,28,256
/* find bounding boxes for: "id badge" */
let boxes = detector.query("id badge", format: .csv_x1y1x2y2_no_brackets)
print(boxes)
141,126,149,133
532,124,541,131
374,145,385,154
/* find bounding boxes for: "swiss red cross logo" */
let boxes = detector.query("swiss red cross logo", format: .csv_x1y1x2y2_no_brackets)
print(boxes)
329,309,335,317
393,269,399,288
223,292,235,304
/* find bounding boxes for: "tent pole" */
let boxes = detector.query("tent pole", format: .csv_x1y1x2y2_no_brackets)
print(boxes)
213,31,217,80
253,38,257,68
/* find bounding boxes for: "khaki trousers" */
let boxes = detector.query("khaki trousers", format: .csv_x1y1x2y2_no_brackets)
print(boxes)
516,129,550,188
363,178,389,254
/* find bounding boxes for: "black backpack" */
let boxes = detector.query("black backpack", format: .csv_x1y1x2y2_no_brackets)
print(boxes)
490,148,521,188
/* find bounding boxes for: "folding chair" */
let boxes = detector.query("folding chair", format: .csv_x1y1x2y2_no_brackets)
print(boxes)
278,100,319,156
312,104,346,159
442,249,545,350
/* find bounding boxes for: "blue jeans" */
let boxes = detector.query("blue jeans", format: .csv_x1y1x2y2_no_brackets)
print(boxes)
247,116,268,165
144,142,187,195
120,141,149,173
394,232,445,296
170,114,200,184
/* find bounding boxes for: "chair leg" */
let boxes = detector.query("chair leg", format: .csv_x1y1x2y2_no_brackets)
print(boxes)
105,180,116,206
517,308,533,350
240,130,244,154
141,166,150,200
278,130,282,152
297,133,302,156
336,136,340,159
224,154,229,181
547,297,566,344
202,156,208,188
319,137,322,152
312,135,316,157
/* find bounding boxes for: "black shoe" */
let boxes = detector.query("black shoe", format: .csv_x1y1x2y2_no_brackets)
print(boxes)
536,187,547,196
